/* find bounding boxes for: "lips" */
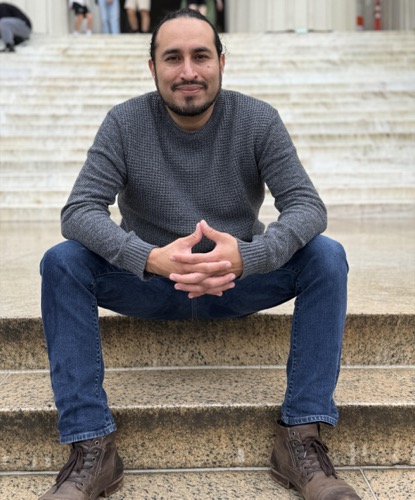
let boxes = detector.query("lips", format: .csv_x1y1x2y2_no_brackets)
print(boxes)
172,81,207,92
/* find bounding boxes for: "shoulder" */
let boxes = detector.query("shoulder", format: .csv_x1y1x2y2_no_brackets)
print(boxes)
221,89,278,120
110,92,159,120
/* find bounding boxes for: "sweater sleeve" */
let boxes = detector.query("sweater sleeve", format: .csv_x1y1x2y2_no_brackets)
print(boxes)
61,110,157,280
237,110,327,278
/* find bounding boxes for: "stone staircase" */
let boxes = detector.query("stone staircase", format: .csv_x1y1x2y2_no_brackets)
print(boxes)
0,31,414,498
0,31,414,222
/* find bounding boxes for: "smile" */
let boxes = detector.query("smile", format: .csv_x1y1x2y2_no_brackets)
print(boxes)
172,82,207,93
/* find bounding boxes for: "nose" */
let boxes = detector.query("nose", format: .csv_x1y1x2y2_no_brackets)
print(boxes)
180,57,197,80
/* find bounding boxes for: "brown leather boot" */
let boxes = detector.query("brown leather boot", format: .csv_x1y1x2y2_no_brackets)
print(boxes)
39,433,124,499
270,423,361,499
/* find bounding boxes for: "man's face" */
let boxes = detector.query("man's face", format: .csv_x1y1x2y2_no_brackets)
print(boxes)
149,17,225,122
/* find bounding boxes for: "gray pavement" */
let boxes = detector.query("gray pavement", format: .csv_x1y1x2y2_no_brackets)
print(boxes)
1,218,414,318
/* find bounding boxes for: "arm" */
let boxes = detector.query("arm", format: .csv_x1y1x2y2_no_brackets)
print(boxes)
238,110,327,278
61,111,157,279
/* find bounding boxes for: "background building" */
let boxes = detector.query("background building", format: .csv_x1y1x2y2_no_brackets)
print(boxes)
6,0,415,35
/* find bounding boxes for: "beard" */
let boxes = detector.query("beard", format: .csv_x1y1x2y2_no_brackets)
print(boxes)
154,73,222,117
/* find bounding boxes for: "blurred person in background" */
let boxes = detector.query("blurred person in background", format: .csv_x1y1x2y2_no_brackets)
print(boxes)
0,2,31,52
125,0,151,33
96,0,120,34
69,0,94,35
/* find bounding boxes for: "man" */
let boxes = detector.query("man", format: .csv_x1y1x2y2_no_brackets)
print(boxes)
39,8,360,500
0,2,31,52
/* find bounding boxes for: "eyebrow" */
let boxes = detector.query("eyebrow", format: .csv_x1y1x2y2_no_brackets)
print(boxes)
161,46,214,58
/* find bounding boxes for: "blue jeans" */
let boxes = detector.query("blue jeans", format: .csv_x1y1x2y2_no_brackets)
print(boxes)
40,235,348,444
97,0,120,34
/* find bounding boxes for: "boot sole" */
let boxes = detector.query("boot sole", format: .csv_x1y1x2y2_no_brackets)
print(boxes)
99,474,124,498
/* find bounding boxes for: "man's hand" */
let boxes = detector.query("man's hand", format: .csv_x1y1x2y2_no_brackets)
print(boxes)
146,220,243,298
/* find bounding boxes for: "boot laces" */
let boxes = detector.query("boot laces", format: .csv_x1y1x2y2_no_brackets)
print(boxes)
295,436,338,479
54,441,100,491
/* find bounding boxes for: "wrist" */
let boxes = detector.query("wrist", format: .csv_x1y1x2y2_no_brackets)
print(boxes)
145,247,161,275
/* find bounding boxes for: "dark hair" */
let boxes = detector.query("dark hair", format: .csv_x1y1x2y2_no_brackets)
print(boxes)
150,8,223,63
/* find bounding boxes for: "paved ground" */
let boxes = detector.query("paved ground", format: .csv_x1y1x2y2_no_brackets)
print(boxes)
1,218,414,318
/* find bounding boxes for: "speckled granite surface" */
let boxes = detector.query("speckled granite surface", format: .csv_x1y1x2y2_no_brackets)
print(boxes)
1,468,414,500
1,367,414,471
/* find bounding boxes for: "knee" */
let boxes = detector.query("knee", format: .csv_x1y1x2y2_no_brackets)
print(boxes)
40,240,87,280
305,235,348,279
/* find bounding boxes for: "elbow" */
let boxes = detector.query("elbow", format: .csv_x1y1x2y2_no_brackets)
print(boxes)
319,200,328,233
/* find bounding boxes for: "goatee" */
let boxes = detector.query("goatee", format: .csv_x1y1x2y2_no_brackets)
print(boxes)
155,75,222,117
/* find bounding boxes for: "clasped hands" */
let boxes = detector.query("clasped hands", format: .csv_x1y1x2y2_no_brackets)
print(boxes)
146,220,243,299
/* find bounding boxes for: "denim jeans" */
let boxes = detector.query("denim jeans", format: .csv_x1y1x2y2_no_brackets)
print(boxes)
97,0,120,34
40,235,348,444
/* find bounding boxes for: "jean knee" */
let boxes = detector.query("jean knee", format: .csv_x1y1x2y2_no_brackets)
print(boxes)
40,240,87,280
307,236,348,279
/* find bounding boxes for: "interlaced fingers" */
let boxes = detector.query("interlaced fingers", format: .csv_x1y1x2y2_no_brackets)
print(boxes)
54,442,98,491
296,436,338,479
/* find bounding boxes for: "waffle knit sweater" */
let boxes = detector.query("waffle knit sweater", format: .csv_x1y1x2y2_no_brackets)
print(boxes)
61,90,327,280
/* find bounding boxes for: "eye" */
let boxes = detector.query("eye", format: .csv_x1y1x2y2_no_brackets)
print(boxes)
195,54,210,61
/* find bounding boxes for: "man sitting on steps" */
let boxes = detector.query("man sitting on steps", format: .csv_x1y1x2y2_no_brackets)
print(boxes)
39,7,360,500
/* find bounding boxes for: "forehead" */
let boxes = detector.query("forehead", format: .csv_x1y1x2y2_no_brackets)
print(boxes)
156,17,216,55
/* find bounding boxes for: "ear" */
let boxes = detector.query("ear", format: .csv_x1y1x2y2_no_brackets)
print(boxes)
148,59,156,79
219,54,225,74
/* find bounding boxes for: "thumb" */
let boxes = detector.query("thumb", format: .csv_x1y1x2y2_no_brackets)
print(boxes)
183,222,203,247
200,219,224,243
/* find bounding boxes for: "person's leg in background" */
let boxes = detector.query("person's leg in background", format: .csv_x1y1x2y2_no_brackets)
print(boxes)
0,17,31,52
98,0,110,33
85,10,93,34
138,0,151,32
73,12,84,34
125,0,139,32
108,0,120,34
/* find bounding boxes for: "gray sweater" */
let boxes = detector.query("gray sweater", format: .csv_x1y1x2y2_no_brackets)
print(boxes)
61,90,327,280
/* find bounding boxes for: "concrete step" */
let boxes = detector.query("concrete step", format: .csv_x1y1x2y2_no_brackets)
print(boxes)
1,186,413,207
0,366,413,471
2,120,414,137
0,314,413,372
4,467,413,500
2,168,414,189
1,133,413,152
2,201,414,222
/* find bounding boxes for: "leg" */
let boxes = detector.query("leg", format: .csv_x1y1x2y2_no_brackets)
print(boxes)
0,17,31,47
126,8,139,31
40,240,193,444
73,13,84,33
108,0,120,34
139,9,150,32
193,235,347,424
198,4,208,16
98,0,110,33
85,12,94,31
279,235,347,426
137,0,151,32
39,240,196,499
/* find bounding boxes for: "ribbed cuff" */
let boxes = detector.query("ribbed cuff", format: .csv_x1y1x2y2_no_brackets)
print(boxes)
118,232,157,280
237,237,268,279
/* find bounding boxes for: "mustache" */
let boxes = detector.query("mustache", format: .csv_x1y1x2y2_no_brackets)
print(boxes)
172,80,208,91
